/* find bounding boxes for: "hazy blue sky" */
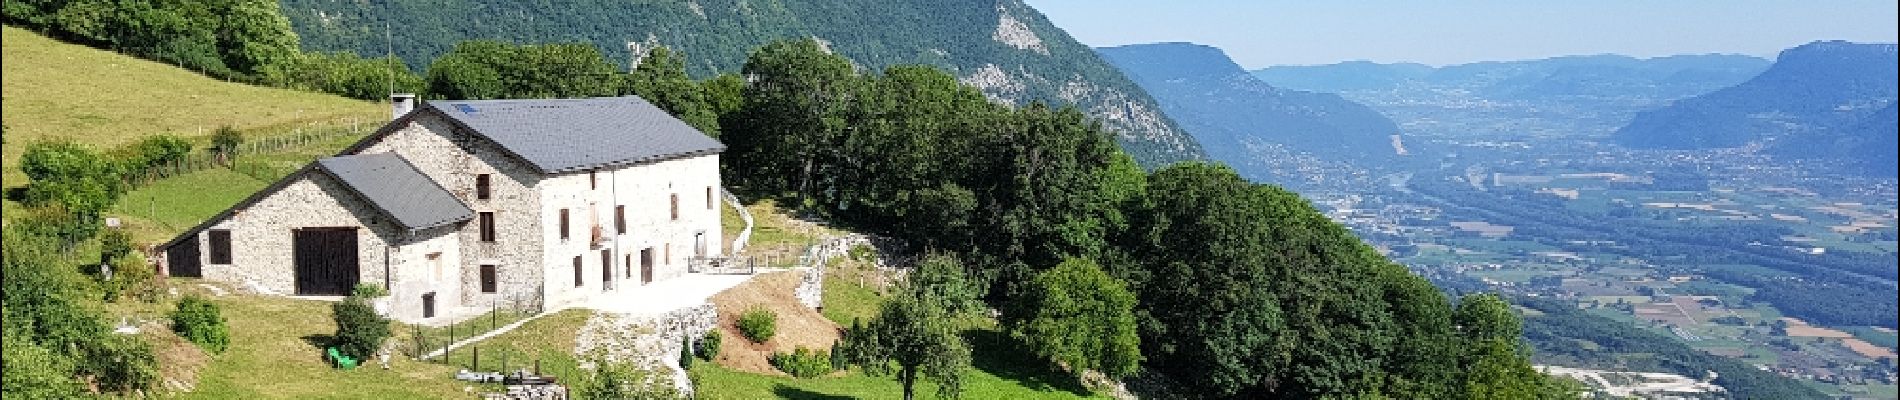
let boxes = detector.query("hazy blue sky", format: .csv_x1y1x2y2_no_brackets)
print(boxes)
1026,1,1900,68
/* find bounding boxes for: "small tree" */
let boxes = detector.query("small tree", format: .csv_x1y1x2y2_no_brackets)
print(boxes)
835,254,975,400
332,293,390,361
210,126,243,164
172,294,231,353
678,335,694,370
1011,258,1142,380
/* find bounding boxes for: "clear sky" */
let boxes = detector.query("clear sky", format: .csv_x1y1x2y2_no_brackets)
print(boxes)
1025,0,1900,68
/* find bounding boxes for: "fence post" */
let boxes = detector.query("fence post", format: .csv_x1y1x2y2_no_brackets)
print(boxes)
472,346,480,371
411,324,421,358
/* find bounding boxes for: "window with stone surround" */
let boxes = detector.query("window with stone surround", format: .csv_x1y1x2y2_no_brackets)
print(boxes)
208,229,232,264
572,256,583,287
479,212,496,242
705,187,714,210
476,174,491,200
670,194,679,221
560,208,570,240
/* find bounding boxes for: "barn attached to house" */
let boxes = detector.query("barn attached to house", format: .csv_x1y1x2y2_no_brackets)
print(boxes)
159,95,727,323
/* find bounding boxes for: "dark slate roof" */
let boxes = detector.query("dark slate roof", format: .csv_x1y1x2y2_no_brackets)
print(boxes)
315,153,474,231
426,96,725,173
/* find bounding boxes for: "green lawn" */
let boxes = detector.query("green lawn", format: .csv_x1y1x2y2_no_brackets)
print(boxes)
1,26,380,185
432,310,595,381
820,259,888,327
183,292,471,399
109,169,268,243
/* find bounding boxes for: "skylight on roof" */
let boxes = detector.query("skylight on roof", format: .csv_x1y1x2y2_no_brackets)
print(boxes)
454,104,479,114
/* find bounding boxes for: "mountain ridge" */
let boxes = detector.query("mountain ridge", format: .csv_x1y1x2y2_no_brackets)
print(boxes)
1098,42,1402,184
1613,41,1897,175
277,0,1205,167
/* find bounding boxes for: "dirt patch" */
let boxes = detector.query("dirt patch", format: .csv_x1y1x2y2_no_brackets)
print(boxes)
707,271,841,375
145,325,213,394
1842,339,1896,359
1779,318,1854,338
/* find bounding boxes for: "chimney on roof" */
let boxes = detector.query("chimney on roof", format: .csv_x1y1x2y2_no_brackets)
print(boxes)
391,93,417,120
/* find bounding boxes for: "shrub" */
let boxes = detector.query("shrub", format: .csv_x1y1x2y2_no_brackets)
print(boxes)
332,294,391,361
172,295,231,353
101,251,159,303
769,346,834,378
80,334,159,393
737,307,777,343
19,141,121,236
1,333,83,399
99,228,133,263
577,355,681,399
847,244,876,262
114,134,193,177
696,330,722,360
210,126,243,161
351,283,389,298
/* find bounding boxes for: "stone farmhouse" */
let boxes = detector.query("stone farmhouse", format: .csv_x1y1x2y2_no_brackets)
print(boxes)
158,95,726,323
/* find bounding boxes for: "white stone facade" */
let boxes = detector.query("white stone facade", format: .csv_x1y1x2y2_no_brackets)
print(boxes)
166,110,724,324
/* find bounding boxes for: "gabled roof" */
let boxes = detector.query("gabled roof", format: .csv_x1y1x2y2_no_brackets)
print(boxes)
314,153,474,231
158,153,472,251
423,96,725,174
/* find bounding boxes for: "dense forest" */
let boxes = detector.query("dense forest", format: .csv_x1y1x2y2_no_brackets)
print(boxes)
690,38,1576,398
275,0,1206,167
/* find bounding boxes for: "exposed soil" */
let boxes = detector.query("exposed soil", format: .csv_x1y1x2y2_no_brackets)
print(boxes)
706,271,841,375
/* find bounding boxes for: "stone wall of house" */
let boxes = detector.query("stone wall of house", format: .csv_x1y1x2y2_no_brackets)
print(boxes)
359,113,547,312
200,172,408,296
384,224,464,322
572,305,719,397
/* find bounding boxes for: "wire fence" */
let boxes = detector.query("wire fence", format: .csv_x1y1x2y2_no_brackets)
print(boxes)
401,292,543,365
117,116,372,189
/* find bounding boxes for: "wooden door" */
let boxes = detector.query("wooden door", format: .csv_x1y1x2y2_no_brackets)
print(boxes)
422,292,436,318
293,227,359,296
640,248,655,284
167,237,202,278
600,250,613,290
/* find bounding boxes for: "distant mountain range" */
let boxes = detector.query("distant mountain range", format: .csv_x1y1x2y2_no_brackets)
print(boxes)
1097,42,1402,183
1251,54,1771,138
1614,41,1898,176
278,0,1204,166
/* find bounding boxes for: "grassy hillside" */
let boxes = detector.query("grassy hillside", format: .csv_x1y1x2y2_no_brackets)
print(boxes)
0,26,381,185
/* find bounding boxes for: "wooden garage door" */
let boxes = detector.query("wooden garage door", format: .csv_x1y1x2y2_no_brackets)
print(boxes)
167,237,202,278
293,227,359,296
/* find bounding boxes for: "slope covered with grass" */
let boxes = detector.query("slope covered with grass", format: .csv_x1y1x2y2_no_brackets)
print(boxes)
0,26,380,184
